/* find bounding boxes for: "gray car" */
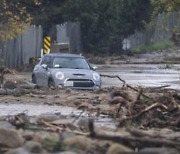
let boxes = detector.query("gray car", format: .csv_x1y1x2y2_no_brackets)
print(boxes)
32,53,101,89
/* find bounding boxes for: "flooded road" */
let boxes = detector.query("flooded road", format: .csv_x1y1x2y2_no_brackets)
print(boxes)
0,64,179,127
0,103,116,129
98,64,180,90
0,103,79,116
17,64,180,90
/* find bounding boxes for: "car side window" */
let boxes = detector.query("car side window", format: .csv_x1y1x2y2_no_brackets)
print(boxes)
41,56,51,67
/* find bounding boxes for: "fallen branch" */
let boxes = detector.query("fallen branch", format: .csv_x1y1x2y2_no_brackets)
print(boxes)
114,103,123,120
129,88,143,114
72,110,85,123
131,103,168,119
153,85,170,89
0,68,16,88
88,120,180,148
100,74,149,99
41,120,89,136
0,88,41,96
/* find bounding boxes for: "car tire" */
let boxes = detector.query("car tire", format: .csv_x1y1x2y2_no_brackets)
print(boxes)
48,79,55,88
32,75,36,84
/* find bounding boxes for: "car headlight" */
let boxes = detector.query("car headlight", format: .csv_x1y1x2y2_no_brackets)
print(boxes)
93,73,100,81
55,72,64,80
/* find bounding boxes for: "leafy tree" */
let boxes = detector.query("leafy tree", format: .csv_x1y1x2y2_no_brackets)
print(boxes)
62,0,152,54
151,0,180,16
0,0,153,54
151,0,180,44
28,0,66,37
0,0,40,41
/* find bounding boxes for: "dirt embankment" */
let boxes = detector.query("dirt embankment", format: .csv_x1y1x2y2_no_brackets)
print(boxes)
0,68,180,154
87,47,180,65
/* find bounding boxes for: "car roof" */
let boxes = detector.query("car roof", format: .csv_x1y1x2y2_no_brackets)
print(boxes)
44,53,84,58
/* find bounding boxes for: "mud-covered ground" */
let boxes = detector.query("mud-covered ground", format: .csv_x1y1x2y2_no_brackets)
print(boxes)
0,73,180,153
0,49,180,154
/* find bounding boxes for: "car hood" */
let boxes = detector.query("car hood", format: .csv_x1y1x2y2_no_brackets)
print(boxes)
50,68,98,78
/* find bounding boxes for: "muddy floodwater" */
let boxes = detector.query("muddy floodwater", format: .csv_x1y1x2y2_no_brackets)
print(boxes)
1,64,180,127
99,64,180,90
0,103,116,128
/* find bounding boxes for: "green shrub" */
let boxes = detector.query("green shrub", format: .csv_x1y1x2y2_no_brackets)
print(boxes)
42,138,66,152
133,40,175,53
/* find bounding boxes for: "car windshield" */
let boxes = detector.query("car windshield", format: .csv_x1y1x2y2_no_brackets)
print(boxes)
52,57,90,69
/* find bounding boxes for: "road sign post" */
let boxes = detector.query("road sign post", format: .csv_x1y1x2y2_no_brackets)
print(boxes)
43,36,51,54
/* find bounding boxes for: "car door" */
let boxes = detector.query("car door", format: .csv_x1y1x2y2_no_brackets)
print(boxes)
38,56,51,87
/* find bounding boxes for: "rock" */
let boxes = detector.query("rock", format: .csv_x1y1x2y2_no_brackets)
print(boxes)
5,148,29,154
24,141,42,153
52,118,74,125
64,136,94,152
0,121,15,129
106,143,132,154
34,131,59,142
73,101,81,106
94,88,109,94
0,128,24,148
139,147,179,154
77,117,90,131
108,96,128,105
22,130,34,141
91,96,101,105
36,113,61,125
41,138,65,152
52,118,77,130
8,113,30,129
65,88,72,94
3,80,17,89
60,131,76,140
18,82,36,89
13,88,25,97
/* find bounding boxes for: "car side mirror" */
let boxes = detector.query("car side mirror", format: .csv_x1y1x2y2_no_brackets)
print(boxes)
92,65,97,70
90,64,97,70
41,64,48,70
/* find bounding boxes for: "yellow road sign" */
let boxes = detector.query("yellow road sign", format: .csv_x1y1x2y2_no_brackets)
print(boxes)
43,36,51,54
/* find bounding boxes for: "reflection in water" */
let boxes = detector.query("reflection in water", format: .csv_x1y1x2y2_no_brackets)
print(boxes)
98,64,180,90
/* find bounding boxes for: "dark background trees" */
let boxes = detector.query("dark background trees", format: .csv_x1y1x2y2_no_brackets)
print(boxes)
1,0,179,54
62,0,152,54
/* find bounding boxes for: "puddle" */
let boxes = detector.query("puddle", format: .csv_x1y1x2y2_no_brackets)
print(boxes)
99,64,180,90
0,103,116,129
0,103,80,116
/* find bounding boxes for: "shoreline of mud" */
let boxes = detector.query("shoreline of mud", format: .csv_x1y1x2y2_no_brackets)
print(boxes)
0,50,180,153
0,86,179,154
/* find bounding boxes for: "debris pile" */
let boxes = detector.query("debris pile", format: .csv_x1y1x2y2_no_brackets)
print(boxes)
0,71,179,153
0,111,179,154
101,74,180,130
108,87,180,130
0,68,40,96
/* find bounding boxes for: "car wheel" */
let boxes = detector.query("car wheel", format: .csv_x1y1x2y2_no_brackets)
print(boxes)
32,75,36,84
48,79,55,88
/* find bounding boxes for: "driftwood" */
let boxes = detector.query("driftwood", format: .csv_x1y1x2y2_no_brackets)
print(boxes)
88,120,180,149
0,68,16,87
0,88,41,96
41,120,88,136
100,74,150,99
102,74,180,130
153,85,170,89
129,128,180,140
8,113,30,129
131,102,168,119
129,88,143,114
114,103,123,119
72,110,85,123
